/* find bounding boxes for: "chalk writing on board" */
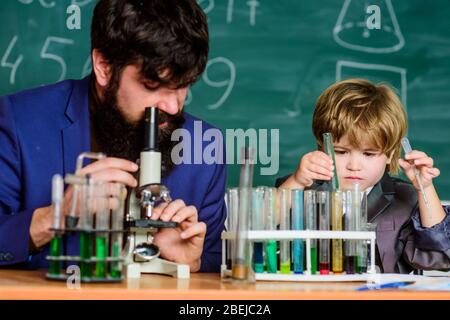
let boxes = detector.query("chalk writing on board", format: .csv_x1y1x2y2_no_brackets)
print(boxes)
185,56,235,110
333,0,404,53
199,0,259,26
336,60,407,108
1,36,23,85
18,0,56,8
226,0,259,25
71,0,94,7
40,36,75,82
247,0,259,26
203,57,236,110
81,55,91,78
198,0,215,15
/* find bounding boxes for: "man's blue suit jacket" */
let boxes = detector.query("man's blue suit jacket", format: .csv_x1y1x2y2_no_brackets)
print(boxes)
0,77,227,272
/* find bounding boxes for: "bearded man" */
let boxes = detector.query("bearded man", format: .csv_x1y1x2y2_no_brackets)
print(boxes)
0,0,226,273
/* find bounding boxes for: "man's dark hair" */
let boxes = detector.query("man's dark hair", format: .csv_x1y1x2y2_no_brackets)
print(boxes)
91,0,209,87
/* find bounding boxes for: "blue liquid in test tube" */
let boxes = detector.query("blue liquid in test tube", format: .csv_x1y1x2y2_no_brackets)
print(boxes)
292,189,304,274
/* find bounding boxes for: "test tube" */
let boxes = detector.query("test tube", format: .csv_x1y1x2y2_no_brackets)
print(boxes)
304,190,317,274
364,222,377,274
232,147,254,280
264,187,277,273
67,152,106,228
291,189,304,274
79,176,94,279
317,191,330,275
95,182,110,278
49,174,64,275
279,188,291,274
331,191,343,273
251,187,265,273
323,132,339,191
401,138,430,216
344,184,360,274
357,190,368,273
110,183,125,278
226,188,239,270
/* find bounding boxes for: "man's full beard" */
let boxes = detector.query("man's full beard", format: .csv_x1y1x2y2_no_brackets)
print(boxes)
89,79,185,178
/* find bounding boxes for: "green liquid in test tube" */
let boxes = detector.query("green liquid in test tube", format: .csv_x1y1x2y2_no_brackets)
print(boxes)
95,236,108,277
323,133,339,191
49,174,63,276
80,231,93,278
305,190,317,274
310,247,317,274
110,241,121,278
279,188,291,274
95,183,110,279
265,241,277,273
49,236,62,275
79,179,94,279
264,188,277,273
110,183,125,279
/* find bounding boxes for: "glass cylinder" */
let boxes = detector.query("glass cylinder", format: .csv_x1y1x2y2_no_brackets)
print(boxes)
264,187,277,273
318,191,330,275
304,190,317,274
49,174,64,275
292,189,304,274
251,187,265,273
279,188,291,274
331,191,343,274
226,188,239,270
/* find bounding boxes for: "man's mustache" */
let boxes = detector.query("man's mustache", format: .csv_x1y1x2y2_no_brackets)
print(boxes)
158,110,183,125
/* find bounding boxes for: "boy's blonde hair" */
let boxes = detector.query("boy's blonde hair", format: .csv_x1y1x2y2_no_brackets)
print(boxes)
312,78,407,174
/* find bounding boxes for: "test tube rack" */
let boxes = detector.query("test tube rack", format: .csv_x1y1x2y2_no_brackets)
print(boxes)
45,173,126,283
45,152,127,283
221,229,377,282
46,228,126,283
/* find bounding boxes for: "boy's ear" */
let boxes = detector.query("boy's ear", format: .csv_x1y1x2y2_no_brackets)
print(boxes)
92,49,111,87
386,150,395,164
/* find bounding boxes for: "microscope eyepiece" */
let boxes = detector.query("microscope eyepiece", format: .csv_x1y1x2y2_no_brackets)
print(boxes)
144,107,158,152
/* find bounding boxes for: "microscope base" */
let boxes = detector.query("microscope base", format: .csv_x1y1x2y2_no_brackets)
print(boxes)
125,258,190,279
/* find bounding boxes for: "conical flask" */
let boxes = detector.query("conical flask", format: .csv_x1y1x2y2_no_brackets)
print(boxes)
333,0,404,53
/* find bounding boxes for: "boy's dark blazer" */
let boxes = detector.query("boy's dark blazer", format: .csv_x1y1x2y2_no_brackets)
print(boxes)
276,172,450,273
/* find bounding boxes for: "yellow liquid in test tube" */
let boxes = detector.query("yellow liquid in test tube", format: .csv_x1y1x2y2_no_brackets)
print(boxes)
332,191,343,273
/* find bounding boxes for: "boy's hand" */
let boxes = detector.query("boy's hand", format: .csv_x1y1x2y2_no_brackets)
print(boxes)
292,151,334,189
398,150,440,191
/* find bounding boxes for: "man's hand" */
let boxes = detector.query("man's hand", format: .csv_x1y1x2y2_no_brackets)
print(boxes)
29,157,138,250
151,199,206,272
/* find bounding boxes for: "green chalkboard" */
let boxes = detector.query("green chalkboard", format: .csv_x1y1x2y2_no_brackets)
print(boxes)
1,0,450,199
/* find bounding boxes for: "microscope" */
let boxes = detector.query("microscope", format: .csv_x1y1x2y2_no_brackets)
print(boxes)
122,107,190,279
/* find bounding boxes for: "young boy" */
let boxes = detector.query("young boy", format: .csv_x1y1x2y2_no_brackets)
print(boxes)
278,78,450,273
